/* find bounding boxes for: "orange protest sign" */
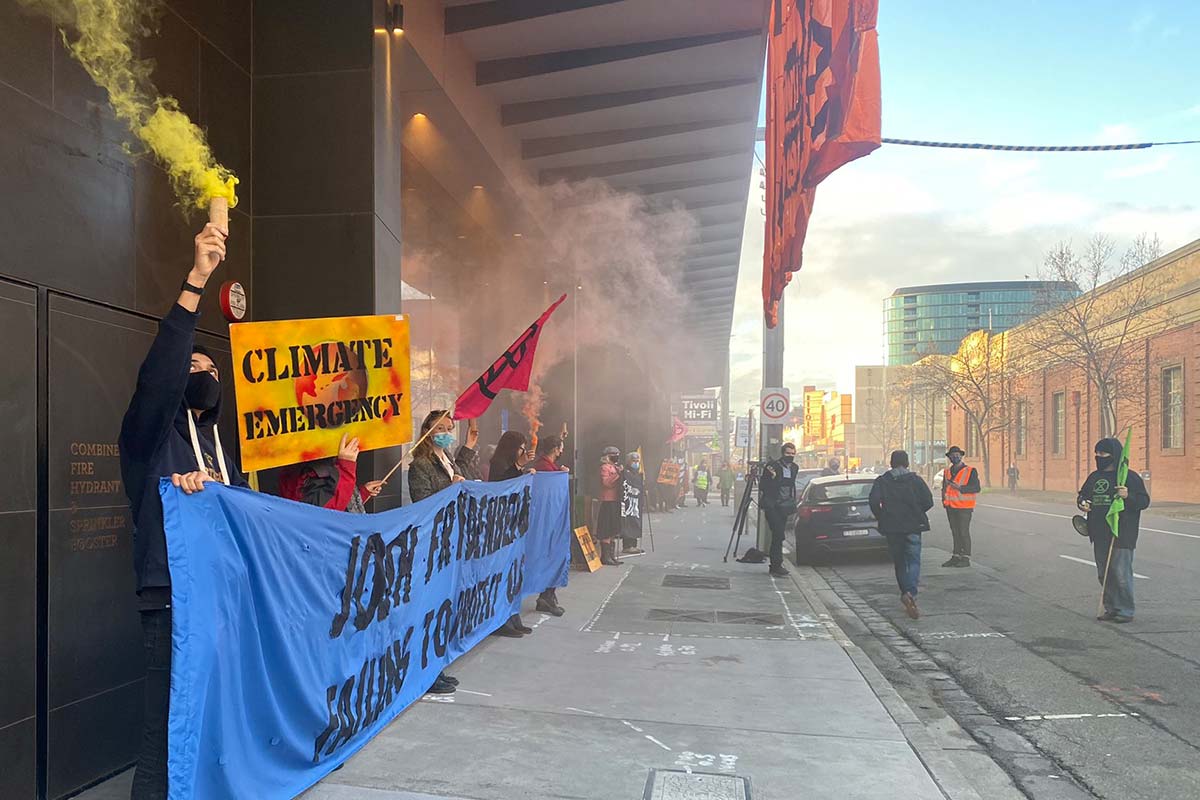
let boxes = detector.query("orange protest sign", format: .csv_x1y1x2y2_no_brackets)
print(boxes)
657,460,681,486
574,526,601,572
228,314,412,472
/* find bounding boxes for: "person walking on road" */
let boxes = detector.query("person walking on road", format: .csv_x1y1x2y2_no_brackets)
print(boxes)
1078,437,1150,623
1007,463,1020,494
941,446,980,567
870,450,934,620
718,461,737,507
760,442,800,578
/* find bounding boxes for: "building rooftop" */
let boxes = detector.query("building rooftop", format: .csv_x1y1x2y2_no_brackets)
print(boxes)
890,280,1077,297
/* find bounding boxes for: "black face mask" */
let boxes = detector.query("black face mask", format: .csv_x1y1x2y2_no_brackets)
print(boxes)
1095,454,1113,470
781,455,795,464
185,371,222,411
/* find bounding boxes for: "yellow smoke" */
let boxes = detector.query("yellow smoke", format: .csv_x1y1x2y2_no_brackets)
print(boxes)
20,0,238,210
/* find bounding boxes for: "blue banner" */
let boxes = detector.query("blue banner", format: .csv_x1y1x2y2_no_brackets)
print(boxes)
160,472,571,800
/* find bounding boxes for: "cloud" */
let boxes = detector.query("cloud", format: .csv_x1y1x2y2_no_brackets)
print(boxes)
1095,123,1140,145
1105,152,1173,180
1130,10,1155,35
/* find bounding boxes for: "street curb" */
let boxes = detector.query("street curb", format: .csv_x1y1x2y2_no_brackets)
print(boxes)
788,567,985,800
815,568,1097,800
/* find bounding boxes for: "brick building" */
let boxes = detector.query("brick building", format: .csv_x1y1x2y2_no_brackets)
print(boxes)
943,238,1200,501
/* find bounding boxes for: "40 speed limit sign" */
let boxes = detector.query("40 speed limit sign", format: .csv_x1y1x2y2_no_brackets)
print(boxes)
760,387,791,422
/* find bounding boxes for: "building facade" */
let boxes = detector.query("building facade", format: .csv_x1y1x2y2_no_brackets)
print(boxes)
884,281,1078,365
943,239,1200,500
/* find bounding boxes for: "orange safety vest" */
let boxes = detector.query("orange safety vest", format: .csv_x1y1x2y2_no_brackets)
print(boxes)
942,464,978,509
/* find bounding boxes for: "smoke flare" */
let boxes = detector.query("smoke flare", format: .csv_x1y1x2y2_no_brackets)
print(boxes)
21,0,238,209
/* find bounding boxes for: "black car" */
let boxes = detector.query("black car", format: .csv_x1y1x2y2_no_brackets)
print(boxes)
792,475,887,564
794,468,825,495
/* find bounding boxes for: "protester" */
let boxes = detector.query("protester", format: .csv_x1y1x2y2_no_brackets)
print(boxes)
869,450,934,620
759,442,800,578
621,452,646,555
718,460,737,507
118,222,249,799
278,434,383,512
597,446,625,565
529,434,569,616
405,409,477,694
822,458,841,476
693,459,711,507
488,431,538,634
940,446,980,568
1078,437,1150,623
407,410,476,503
1007,463,1020,494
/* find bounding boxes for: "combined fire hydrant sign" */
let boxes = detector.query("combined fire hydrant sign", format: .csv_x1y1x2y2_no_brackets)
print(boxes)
228,315,413,472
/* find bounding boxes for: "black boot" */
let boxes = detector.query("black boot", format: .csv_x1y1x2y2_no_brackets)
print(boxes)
600,541,623,566
491,619,524,638
536,589,565,616
512,613,533,634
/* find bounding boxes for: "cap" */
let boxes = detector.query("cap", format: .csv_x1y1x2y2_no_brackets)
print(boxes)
602,446,620,457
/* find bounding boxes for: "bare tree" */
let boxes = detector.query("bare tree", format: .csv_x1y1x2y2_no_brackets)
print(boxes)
924,332,1012,487
1030,234,1165,437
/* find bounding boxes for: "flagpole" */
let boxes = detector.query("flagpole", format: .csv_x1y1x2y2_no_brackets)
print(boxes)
1097,535,1116,618
379,409,450,486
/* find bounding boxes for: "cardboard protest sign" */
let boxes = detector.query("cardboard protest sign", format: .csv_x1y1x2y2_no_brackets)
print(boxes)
657,460,681,486
229,315,412,472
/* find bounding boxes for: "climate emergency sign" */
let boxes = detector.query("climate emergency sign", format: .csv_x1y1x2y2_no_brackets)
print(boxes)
229,314,413,472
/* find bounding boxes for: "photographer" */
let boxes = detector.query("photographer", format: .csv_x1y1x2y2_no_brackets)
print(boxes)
759,442,799,578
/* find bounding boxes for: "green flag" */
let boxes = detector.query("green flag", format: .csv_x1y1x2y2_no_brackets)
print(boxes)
1105,427,1132,538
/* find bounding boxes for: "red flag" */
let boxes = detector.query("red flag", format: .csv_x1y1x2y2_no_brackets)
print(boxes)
763,0,881,327
667,417,688,443
452,295,566,420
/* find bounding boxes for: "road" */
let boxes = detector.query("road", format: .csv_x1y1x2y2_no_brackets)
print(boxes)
822,491,1200,800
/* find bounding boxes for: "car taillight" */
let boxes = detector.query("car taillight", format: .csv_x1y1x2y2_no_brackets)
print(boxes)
798,506,834,520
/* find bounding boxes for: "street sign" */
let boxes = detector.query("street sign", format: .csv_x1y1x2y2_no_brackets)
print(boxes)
760,387,791,423
735,417,750,448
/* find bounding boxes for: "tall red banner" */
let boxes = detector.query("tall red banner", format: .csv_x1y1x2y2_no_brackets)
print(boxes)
763,0,882,327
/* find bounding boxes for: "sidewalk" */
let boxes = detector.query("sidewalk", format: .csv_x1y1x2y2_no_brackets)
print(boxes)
82,505,994,800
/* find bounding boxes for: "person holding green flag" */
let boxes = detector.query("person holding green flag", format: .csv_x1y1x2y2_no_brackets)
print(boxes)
1076,433,1150,623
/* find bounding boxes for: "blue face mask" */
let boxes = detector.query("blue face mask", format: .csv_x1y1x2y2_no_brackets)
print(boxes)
432,432,456,450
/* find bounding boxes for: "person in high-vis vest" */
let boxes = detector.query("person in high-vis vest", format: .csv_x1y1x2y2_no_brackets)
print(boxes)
941,446,981,567
693,460,711,506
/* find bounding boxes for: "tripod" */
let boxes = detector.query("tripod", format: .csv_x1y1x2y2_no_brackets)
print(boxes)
723,466,759,562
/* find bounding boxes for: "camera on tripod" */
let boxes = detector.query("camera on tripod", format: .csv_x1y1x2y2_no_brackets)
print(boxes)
745,460,764,477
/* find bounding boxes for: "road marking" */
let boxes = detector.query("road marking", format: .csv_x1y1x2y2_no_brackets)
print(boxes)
645,735,672,751
983,504,1200,540
566,707,599,715
621,720,645,733
580,568,633,632
1006,712,1140,721
456,688,492,697
1059,554,1149,579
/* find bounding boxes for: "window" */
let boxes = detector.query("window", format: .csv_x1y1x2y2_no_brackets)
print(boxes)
1015,401,1028,456
1051,392,1065,455
1162,366,1184,450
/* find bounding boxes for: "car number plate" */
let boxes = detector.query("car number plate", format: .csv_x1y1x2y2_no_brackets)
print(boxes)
843,530,871,537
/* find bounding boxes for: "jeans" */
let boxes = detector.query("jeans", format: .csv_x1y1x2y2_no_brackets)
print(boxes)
131,609,171,800
886,533,922,597
1093,538,1135,618
945,507,973,557
764,507,788,568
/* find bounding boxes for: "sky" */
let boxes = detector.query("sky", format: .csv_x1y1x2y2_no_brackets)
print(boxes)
727,0,1200,414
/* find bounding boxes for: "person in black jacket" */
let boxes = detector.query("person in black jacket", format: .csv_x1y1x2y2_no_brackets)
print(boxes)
488,431,537,636
1078,437,1150,623
759,442,800,578
118,221,249,800
869,450,934,620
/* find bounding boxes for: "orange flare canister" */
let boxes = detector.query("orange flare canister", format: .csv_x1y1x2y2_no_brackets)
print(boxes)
209,196,229,230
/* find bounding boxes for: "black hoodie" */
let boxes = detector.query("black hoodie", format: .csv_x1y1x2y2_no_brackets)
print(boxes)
870,467,934,535
1077,436,1150,549
119,304,248,600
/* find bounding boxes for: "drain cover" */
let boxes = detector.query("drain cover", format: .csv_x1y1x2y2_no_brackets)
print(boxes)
644,769,750,799
647,608,717,623
715,610,785,626
663,575,731,590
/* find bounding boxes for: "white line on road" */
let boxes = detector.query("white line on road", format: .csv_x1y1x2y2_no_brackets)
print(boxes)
983,504,1200,540
645,735,672,751
1006,712,1140,721
566,707,599,715
456,689,492,697
621,720,644,733
1059,554,1149,579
